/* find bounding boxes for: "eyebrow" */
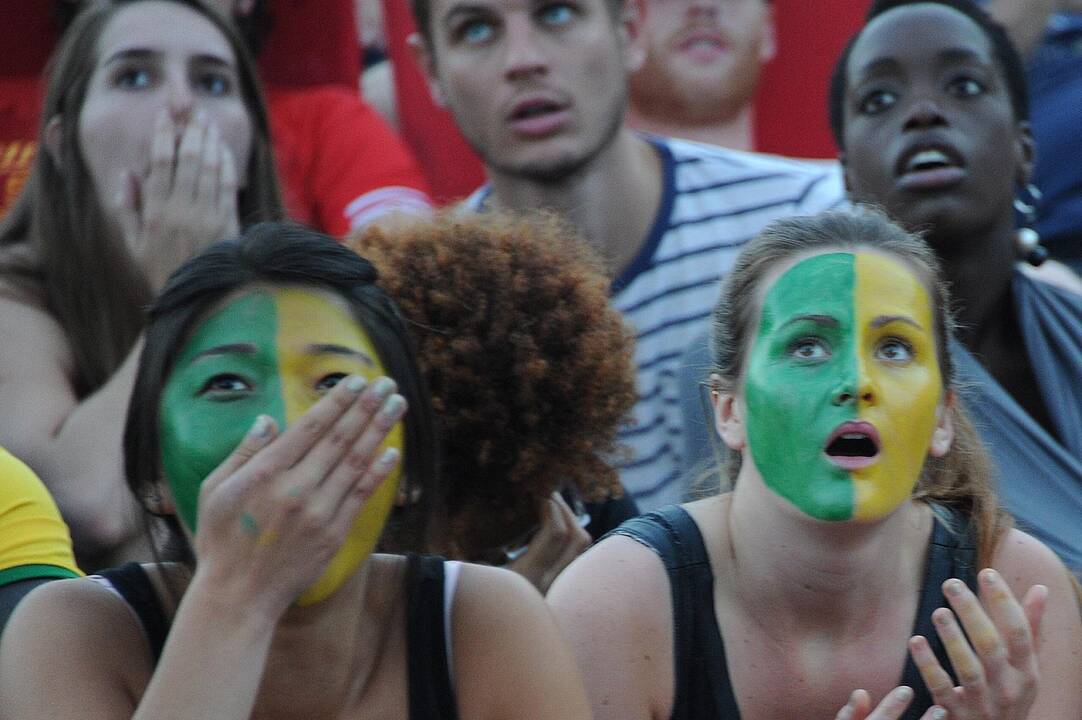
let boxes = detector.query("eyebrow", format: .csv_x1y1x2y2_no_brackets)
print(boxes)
191,343,258,361
779,314,839,329
856,46,991,80
441,3,494,29
305,344,375,367
102,48,235,69
870,315,923,330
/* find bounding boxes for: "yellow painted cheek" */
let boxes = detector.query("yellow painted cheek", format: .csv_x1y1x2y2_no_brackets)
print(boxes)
852,253,942,521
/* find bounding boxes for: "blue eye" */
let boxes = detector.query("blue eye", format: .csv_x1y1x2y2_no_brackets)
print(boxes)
196,72,232,96
876,338,913,362
459,19,496,45
789,338,830,361
858,89,897,115
538,3,575,26
116,68,152,90
947,76,986,98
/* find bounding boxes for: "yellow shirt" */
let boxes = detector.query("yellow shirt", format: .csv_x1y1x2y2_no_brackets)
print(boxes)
0,447,81,585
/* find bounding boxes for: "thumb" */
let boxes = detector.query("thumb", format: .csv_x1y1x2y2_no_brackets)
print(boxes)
115,170,142,251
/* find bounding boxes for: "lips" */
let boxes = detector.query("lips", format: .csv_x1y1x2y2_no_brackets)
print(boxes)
677,28,728,63
824,421,881,470
894,138,967,191
506,93,571,138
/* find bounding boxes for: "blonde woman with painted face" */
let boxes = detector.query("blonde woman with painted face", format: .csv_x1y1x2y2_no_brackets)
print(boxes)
0,223,591,720
548,209,1082,720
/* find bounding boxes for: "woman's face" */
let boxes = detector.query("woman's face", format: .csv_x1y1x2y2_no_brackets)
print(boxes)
158,285,403,605
840,4,1028,246
735,249,949,522
77,1,254,219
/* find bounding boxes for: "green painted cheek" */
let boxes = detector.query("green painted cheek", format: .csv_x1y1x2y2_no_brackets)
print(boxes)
744,253,859,521
159,293,286,532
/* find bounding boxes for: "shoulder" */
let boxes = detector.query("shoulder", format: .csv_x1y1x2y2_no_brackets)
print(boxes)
992,528,1080,604
0,576,152,691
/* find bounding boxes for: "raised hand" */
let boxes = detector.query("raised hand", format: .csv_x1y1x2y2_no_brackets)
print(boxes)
907,570,1046,720
189,375,406,620
115,109,240,293
506,492,592,594
835,687,945,720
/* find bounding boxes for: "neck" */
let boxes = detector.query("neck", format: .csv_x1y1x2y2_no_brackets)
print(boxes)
934,223,1018,351
626,105,755,151
722,473,929,633
484,129,664,277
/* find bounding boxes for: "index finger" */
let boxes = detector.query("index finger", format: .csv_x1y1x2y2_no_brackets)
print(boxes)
978,569,1040,665
256,375,368,470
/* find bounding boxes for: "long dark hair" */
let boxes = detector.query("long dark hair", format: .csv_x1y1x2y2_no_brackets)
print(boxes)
0,0,282,397
123,222,440,562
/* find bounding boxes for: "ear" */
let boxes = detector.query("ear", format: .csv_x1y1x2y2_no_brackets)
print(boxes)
619,0,647,73
759,4,777,64
408,32,446,107
928,391,955,458
44,115,64,170
148,480,177,516
710,374,747,451
1014,120,1036,187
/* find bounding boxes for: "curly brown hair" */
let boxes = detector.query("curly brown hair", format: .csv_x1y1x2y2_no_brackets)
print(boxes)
350,212,636,559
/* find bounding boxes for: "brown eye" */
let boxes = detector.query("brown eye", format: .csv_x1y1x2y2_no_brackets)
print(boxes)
315,373,348,392
876,339,913,362
789,338,830,361
859,89,897,115
198,374,251,397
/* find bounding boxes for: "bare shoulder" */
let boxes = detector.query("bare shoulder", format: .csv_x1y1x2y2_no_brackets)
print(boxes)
0,285,73,374
546,528,674,720
0,576,151,713
991,528,1080,603
450,562,591,720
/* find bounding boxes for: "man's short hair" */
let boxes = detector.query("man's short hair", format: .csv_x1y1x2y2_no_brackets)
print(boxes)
827,0,1029,151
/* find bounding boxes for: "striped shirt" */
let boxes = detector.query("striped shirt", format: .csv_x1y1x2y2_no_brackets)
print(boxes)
465,135,846,510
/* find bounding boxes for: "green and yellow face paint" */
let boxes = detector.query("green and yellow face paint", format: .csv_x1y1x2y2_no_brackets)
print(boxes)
159,286,403,605
743,251,942,522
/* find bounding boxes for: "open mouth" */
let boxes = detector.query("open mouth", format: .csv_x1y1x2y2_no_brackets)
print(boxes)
895,142,966,189
824,422,880,469
512,100,562,121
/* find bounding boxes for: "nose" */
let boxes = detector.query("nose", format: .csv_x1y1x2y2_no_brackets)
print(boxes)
831,370,875,407
687,0,720,19
902,97,948,132
503,15,549,81
165,73,195,125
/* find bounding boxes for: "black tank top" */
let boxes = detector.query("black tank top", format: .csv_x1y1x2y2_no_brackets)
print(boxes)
609,504,978,720
98,554,459,720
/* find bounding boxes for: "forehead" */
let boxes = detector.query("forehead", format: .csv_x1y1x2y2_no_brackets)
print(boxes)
431,0,611,20
96,1,236,65
758,249,929,317
847,4,995,82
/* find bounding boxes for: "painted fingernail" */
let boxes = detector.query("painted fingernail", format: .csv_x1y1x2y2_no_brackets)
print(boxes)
932,707,948,720
946,579,964,596
980,568,998,585
372,377,396,399
376,447,400,470
380,394,406,419
344,375,366,393
250,415,271,438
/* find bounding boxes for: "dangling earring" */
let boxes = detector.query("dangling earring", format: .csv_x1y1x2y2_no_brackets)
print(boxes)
1013,183,1049,267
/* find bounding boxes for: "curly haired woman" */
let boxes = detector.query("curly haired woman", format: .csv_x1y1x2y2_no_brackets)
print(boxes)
352,212,638,592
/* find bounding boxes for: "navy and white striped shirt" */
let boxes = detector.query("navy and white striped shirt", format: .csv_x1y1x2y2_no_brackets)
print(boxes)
466,135,846,510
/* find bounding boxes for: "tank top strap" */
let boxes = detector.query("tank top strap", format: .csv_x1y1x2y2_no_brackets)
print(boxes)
898,504,979,718
94,562,168,663
406,554,459,720
607,505,740,720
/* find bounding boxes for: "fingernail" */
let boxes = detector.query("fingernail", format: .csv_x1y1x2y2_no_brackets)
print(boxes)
980,568,998,585
250,415,271,438
932,708,948,720
372,377,396,399
380,394,406,419
195,108,208,123
344,375,366,393
895,686,913,701
946,579,964,596
377,447,400,470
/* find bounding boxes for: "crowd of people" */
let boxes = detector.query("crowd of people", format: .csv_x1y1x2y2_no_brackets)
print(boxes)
0,1,1078,719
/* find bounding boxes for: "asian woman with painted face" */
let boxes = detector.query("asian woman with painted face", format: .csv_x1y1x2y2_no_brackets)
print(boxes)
0,223,591,720
548,209,1082,720
0,0,282,568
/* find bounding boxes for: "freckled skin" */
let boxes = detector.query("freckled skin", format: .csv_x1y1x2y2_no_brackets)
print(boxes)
744,252,942,521
159,288,403,605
